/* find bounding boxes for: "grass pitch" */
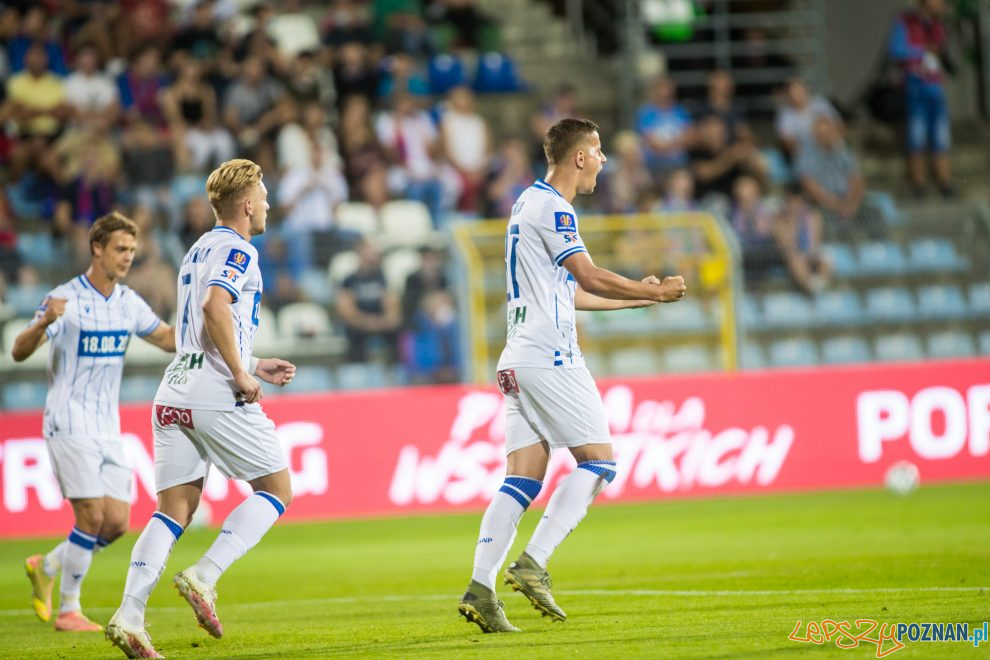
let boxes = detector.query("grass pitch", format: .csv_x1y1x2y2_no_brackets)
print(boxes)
0,482,987,659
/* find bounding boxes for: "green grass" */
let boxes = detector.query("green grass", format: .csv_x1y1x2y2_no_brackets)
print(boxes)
1,482,988,659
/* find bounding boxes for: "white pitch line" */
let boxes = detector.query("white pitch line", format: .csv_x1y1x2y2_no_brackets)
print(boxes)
0,586,983,618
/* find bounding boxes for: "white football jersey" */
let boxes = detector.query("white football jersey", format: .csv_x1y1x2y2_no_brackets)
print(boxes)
497,180,587,370
39,275,161,439
155,226,262,410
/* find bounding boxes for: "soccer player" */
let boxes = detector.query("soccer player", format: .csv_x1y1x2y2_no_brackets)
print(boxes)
13,212,176,632
105,159,296,659
458,119,687,633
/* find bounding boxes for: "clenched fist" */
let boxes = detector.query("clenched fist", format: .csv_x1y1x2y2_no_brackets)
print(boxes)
656,275,686,303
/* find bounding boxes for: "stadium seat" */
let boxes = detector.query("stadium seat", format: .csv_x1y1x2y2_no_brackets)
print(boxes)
6,284,48,317
856,241,907,276
299,268,332,306
278,303,332,339
17,232,60,267
380,200,436,248
823,243,857,278
610,348,662,376
472,52,526,93
767,337,819,367
908,238,968,273
2,318,45,368
606,307,657,335
336,202,379,236
865,286,915,322
327,250,360,287
120,376,162,403
820,335,872,365
382,248,422,294
915,284,968,321
2,380,47,410
979,330,990,355
968,282,990,317
864,190,900,226
428,53,467,95
336,363,388,390
813,289,863,327
739,340,766,369
738,296,763,331
761,148,793,185
252,305,279,355
655,297,711,332
926,330,976,359
287,366,335,393
761,292,814,329
664,344,713,373
874,333,925,362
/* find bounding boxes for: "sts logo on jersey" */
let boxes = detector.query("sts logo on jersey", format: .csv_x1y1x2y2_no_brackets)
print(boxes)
555,212,577,233
225,249,250,273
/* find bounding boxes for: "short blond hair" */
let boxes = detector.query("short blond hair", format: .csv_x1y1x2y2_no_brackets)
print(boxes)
89,212,137,255
206,159,263,219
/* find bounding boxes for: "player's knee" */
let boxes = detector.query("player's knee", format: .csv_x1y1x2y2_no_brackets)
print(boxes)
72,500,105,533
100,522,128,543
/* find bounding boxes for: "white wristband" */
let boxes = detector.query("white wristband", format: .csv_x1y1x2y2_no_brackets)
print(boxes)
249,356,260,375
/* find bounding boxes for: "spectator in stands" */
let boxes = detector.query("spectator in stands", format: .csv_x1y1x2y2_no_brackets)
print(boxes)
333,41,379,109
601,130,654,214
375,91,446,224
178,196,215,251
278,145,351,266
256,233,305,311
658,167,698,212
161,56,235,174
426,0,492,50
120,119,175,215
172,0,224,63
797,115,881,237
485,136,534,218
336,237,402,363
730,175,786,286
322,0,375,47
222,55,293,172
636,75,694,180
51,132,120,234
440,86,489,212
775,78,840,160
284,49,337,108
338,94,389,208
776,186,832,294
8,6,67,76
278,100,343,174
689,113,766,206
889,0,954,197
377,51,430,98
696,70,753,145
401,244,448,328
373,0,430,56
402,289,461,384
63,45,120,132
2,43,70,140
117,46,169,129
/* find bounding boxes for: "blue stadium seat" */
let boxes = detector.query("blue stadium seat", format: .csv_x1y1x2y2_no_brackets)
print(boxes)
865,286,915,322
761,148,793,185
2,381,47,410
336,363,388,390
664,344,714,373
288,366,335,393
874,333,925,362
299,268,333,306
472,52,526,93
17,232,60,267
823,243,858,278
926,330,975,359
915,284,968,321
968,283,990,317
814,289,863,327
820,336,872,365
120,376,162,403
865,190,900,226
611,348,662,376
739,296,763,331
428,54,467,95
654,298,710,332
6,284,49,317
761,292,814,329
856,241,907,276
767,337,819,367
739,341,766,369
908,238,968,273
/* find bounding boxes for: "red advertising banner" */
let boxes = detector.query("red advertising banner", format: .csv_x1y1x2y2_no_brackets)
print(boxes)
1,359,989,538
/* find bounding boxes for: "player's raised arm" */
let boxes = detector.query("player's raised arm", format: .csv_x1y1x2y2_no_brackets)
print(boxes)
202,284,262,403
11,296,66,362
563,252,686,304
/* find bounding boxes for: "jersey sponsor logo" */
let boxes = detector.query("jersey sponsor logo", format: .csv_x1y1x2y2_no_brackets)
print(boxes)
554,211,577,233
78,330,129,357
226,249,250,273
155,404,195,429
563,232,580,244
220,268,240,283
164,352,205,385
496,369,520,395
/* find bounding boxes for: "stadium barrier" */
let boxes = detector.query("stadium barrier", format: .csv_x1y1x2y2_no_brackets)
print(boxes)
1,358,988,538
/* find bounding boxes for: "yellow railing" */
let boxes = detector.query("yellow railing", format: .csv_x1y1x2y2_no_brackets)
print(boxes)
452,213,739,384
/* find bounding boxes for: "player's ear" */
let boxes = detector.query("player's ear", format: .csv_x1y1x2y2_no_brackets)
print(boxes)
575,149,585,170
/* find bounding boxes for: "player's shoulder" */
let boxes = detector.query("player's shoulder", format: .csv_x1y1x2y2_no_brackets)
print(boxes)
518,181,574,219
49,276,85,300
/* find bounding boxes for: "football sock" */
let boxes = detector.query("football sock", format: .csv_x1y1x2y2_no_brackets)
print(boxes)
118,512,184,627
525,460,617,569
195,491,286,586
43,540,67,577
59,528,97,614
470,476,543,590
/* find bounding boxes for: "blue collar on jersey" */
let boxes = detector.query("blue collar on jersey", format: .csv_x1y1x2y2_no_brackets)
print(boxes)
211,225,247,241
532,179,564,199
77,274,116,302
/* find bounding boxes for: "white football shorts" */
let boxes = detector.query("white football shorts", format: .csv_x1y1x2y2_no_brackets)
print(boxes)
497,365,611,455
152,403,287,492
46,434,132,502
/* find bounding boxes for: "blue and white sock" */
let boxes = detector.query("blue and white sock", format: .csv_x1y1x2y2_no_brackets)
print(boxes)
525,460,617,569
195,491,286,586
118,512,184,627
59,527,97,614
43,540,68,578
470,476,543,590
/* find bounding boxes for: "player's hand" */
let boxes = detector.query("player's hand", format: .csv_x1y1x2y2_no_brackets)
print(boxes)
41,297,67,325
655,275,687,302
256,358,296,387
630,276,661,307
234,370,263,403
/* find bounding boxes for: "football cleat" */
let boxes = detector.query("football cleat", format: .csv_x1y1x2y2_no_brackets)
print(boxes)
54,610,103,632
25,554,54,622
173,568,223,638
504,552,567,622
458,580,520,633
105,612,164,658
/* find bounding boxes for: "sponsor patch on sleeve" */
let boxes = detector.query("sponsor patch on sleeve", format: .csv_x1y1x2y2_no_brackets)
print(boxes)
225,248,251,273
554,211,577,233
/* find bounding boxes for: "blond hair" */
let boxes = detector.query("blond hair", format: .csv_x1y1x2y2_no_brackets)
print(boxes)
89,212,137,255
206,159,263,219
